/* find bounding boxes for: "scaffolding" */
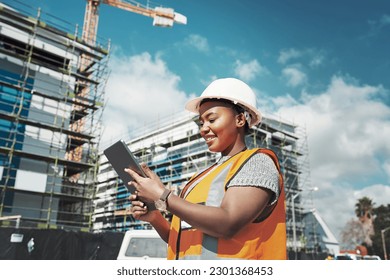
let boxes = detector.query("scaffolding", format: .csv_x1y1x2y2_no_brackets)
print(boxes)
0,1,109,230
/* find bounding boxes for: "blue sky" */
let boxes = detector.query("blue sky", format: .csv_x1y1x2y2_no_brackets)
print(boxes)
7,0,390,243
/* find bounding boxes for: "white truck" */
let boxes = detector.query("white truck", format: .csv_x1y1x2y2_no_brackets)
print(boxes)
117,229,167,260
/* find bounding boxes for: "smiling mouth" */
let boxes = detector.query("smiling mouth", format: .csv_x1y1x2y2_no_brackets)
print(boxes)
204,136,216,143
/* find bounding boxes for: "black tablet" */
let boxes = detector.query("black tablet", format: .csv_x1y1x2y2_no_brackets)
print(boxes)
103,140,156,210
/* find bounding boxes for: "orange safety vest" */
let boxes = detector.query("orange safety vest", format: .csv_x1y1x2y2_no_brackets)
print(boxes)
167,148,287,260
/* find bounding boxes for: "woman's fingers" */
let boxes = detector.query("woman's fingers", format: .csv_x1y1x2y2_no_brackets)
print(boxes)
131,203,148,219
129,194,136,201
131,197,144,206
140,163,154,178
126,167,148,194
124,168,143,182
130,197,147,215
131,204,147,212
126,164,163,202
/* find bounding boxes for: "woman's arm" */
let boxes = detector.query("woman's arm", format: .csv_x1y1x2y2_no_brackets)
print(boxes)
148,212,171,242
166,186,272,238
127,165,272,239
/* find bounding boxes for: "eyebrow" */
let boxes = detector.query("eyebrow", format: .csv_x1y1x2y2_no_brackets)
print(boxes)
198,112,217,122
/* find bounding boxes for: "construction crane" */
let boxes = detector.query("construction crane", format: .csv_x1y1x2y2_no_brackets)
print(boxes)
82,0,187,46
66,0,186,180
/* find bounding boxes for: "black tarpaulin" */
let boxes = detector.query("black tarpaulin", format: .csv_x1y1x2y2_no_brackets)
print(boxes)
0,228,124,260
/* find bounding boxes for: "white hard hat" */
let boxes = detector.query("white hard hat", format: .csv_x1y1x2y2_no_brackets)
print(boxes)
185,78,262,127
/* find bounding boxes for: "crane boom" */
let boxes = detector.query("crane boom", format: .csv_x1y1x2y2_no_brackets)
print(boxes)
104,0,171,19
82,0,187,46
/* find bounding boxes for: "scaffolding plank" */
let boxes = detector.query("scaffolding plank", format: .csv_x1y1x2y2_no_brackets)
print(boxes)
0,146,93,170
0,112,93,140
0,79,101,110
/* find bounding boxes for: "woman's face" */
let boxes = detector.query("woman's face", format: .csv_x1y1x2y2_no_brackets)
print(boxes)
198,100,244,156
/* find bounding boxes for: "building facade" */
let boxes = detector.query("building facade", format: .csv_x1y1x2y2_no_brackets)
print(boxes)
0,1,109,230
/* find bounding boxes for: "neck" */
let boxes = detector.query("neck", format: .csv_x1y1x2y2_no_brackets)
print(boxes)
222,144,247,157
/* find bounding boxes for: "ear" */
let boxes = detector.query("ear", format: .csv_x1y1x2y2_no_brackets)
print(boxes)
236,113,246,128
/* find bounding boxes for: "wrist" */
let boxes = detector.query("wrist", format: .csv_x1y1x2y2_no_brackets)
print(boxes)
154,188,171,212
155,188,165,202
166,191,172,208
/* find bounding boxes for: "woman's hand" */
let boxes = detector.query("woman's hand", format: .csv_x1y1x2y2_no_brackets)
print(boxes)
129,193,171,243
125,163,165,203
128,193,159,222
126,164,172,242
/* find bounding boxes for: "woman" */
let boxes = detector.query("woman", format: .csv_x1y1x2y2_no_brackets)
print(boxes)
126,78,286,260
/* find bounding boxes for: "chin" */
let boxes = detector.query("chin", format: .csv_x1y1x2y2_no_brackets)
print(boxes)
208,146,223,154
207,145,218,153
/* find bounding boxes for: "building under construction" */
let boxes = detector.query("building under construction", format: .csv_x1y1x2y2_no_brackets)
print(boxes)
0,1,109,231
94,110,315,254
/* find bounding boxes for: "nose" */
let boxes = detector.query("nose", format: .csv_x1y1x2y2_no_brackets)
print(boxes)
199,122,209,135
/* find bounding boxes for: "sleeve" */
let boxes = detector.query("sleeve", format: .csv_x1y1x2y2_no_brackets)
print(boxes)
226,153,280,205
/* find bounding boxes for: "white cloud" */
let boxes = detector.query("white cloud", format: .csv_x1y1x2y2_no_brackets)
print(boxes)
309,54,325,68
381,14,390,25
277,76,390,181
101,52,189,146
278,48,326,68
183,34,210,52
281,66,307,87
272,75,390,240
366,14,390,38
353,184,390,207
370,14,390,27
270,94,299,108
234,59,268,82
278,48,302,64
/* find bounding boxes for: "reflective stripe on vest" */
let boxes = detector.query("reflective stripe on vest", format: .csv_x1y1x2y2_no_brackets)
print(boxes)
167,148,287,260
